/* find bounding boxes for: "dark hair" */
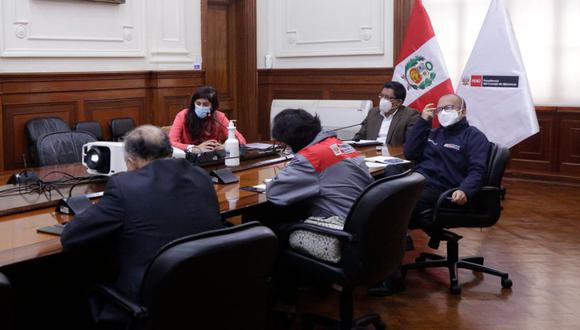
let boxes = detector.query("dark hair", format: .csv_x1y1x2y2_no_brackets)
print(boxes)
383,81,407,101
186,86,220,140
272,109,321,152
124,125,173,161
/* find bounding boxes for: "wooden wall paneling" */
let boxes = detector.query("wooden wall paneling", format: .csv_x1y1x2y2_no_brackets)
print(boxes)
84,98,147,141
233,0,258,141
558,108,580,177
508,107,557,172
205,0,235,117
3,102,77,169
149,71,204,126
0,92,4,171
393,0,415,63
257,68,394,140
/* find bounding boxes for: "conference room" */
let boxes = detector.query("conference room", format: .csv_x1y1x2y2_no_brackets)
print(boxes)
0,0,579,329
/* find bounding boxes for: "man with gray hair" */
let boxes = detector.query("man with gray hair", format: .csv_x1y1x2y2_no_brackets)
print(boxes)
61,125,223,326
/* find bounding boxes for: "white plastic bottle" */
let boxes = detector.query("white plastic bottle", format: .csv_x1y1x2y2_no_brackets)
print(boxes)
224,120,240,166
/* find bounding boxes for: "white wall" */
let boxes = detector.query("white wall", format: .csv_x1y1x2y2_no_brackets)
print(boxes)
0,0,201,73
257,0,394,69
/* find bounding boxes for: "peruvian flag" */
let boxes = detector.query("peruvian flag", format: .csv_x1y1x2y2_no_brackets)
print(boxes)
393,0,453,118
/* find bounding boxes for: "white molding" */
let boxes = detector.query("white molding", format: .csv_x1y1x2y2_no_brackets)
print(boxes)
274,0,384,58
1,0,146,58
147,0,193,64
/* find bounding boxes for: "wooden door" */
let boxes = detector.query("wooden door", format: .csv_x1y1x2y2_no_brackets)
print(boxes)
203,0,258,141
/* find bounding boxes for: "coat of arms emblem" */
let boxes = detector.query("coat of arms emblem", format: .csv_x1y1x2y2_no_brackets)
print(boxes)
401,55,436,90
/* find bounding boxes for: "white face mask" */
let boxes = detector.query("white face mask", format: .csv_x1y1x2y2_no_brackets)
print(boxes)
438,109,460,127
379,98,393,114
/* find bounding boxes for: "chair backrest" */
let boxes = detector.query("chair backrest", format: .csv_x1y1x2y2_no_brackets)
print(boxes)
0,272,13,330
486,144,510,188
270,99,372,140
110,118,136,141
74,121,103,140
25,117,71,165
341,172,425,286
36,131,96,166
437,143,511,229
140,222,278,330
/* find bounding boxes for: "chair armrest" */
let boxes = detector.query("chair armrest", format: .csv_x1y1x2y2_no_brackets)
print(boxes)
288,223,355,242
431,188,457,222
94,284,147,318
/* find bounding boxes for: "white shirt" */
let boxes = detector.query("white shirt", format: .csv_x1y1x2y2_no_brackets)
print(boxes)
376,109,398,144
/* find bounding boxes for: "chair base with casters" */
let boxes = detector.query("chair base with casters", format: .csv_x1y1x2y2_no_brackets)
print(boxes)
275,172,425,330
280,250,386,330
402,228,513,295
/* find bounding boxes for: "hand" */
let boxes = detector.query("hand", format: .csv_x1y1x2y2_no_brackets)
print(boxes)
197,140,220,152
214,143,225,151
451,190,467,205
421,103,436,120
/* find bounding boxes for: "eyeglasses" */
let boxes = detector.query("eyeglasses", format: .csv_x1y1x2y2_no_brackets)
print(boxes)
378,94,398,100
435,105,458,113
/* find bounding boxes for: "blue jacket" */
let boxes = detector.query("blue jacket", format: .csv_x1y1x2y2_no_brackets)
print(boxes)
404,117,491,199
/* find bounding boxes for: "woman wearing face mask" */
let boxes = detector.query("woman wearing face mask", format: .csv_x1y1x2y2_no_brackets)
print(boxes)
168,86,247,152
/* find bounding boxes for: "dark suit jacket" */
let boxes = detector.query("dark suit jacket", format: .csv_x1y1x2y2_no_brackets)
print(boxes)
61,158,223,302
354,105,419,145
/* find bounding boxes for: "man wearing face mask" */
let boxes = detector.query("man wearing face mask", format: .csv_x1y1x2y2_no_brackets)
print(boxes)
404,93,491,220
353,81,419,145
368,94,491,297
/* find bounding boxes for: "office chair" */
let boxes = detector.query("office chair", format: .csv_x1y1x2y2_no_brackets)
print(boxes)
74,121,104,141
25,117,70,165
278,172,425,330
0,272,14,330
110,118,136,141
36,131,96,166
94,222,278,330
402,144,513,294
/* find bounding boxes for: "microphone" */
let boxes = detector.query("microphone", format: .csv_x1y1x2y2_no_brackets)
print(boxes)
328,122,363,132
7,154,40,185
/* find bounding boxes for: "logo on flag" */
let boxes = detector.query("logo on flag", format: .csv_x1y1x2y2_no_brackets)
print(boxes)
461,75,519,88
402,56,436,90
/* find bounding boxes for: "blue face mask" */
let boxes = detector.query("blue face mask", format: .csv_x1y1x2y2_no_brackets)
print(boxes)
194,105,211,119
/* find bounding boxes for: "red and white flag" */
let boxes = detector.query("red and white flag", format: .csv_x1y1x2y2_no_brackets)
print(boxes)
393,0,454,118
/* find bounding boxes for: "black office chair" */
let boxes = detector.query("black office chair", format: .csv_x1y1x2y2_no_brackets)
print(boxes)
278,172,425,330
74,121,103,141
110,118,136,141
0,272,14,330
402,144,513,294
36,131,96,166
25,117,70,165
94,222,278,330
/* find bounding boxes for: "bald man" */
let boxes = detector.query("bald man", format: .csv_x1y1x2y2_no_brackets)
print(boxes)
61,125,223,325
403,94,491,220
368,94,491,296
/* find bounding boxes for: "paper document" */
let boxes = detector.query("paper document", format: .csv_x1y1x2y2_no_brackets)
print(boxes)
365,162,387,169
365,156,410,165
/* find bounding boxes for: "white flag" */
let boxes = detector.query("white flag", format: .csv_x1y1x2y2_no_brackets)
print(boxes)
457,0,538,148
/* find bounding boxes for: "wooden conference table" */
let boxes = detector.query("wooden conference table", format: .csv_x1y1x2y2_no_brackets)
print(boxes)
0,144,403,269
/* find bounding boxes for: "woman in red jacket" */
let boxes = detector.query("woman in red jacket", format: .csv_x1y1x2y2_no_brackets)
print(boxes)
169,86,247,152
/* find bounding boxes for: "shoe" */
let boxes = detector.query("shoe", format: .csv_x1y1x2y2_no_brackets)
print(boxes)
405,234,415,251
367,271,406,296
